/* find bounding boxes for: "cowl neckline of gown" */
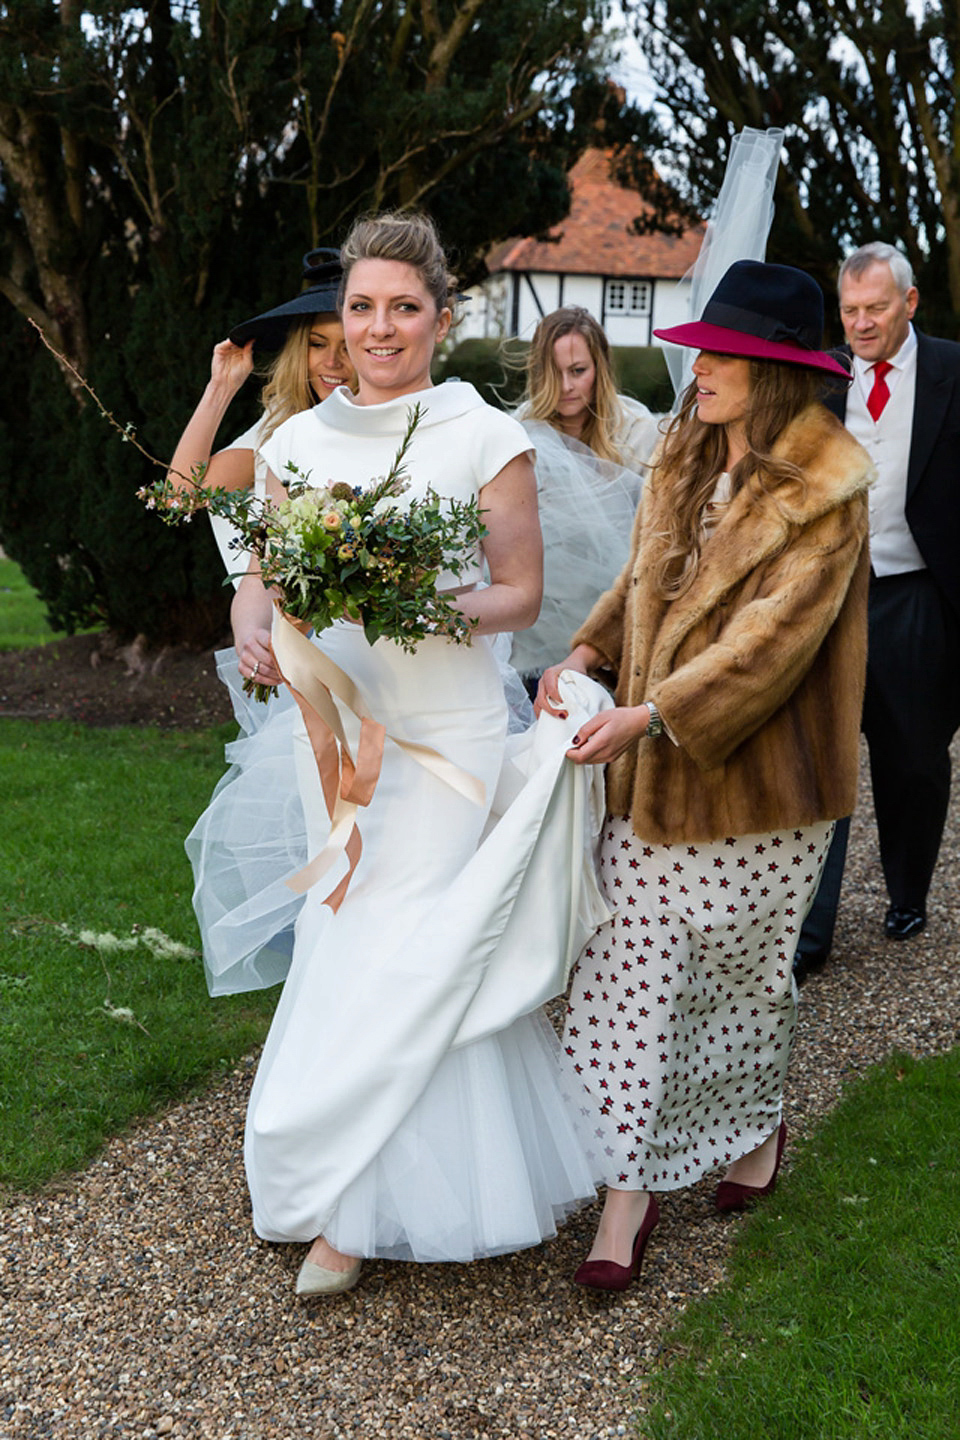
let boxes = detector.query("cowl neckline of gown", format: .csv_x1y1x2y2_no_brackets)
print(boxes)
315,380,487,436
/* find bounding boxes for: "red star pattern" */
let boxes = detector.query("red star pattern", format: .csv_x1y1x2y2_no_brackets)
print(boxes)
560,814,834,1191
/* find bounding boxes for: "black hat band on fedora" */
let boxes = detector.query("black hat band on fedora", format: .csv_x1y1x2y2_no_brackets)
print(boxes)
701,299,819,352
301,247,343,289
653,260,851,380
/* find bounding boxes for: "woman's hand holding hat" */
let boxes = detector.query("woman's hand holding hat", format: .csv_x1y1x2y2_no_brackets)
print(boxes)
209,337,255,395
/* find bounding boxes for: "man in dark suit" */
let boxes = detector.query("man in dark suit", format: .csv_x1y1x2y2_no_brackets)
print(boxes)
795,241,960,980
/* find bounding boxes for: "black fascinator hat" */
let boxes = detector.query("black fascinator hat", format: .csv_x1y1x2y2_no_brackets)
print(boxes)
228,248,343,350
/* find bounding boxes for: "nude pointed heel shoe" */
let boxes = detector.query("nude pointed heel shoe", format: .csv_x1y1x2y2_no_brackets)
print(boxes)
573,1195,660,1293
296,1257,363,1296
715,1120,787,1213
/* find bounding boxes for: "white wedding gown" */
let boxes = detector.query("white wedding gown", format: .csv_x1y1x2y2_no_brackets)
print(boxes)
244,622,605,1259
188,383,608,1261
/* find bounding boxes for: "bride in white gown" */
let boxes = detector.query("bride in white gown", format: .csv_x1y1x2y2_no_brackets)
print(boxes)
222,212,603,1295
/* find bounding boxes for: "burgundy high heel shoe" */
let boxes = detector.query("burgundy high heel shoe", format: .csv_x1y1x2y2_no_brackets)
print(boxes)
715,1120,787,1213
573,1195,660,1292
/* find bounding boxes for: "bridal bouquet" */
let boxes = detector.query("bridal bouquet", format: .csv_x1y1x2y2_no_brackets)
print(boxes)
139,406,487,696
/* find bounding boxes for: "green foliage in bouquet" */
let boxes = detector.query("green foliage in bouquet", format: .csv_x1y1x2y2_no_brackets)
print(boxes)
139,405,487,667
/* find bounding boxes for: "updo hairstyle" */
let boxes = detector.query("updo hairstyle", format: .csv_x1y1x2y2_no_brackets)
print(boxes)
338,211,458,317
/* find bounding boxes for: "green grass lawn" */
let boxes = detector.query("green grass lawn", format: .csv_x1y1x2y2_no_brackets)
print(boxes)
641,1047,960,1440
0,557,275,1190
5,552,960,1435
0,717,276,1190
0,555,88,648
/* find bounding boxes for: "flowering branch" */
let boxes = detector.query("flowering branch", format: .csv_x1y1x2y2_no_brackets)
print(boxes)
139,401,487,698
28,317,190,481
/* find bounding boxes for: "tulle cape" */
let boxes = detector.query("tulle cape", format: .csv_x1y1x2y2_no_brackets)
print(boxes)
509,421,647,678
187,643,574,1000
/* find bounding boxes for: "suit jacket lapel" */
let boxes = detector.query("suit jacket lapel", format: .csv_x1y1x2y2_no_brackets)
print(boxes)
824,345,850,422
825,390,846,422
908,333,953,500
828,335,949,502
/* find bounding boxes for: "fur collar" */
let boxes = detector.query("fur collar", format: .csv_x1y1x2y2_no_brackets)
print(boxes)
764,403,875,521
645,402,873,670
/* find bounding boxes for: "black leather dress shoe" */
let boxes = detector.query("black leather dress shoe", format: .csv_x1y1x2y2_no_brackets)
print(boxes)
884,907,926,941
792,948,828,987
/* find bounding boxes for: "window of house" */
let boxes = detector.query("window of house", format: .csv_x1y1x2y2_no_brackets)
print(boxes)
606,280,651,315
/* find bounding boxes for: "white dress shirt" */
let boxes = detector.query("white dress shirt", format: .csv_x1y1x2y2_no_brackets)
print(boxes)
844,325,926,576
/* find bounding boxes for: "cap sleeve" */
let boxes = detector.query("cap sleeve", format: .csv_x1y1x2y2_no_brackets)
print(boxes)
472,408,534,489
258,415,303,489
219,417,265,455
219,417,270,493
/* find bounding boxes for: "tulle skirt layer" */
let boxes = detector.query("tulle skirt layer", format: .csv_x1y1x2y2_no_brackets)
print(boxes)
315,1011,596,1262
187,637,534,998
185,654,307,994
234,625,601,1258
510,422,646,679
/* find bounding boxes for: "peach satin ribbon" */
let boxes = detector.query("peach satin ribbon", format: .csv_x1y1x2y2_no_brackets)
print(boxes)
271,609,486,909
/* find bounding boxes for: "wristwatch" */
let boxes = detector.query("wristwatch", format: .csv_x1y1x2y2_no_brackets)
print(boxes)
644,700,663,738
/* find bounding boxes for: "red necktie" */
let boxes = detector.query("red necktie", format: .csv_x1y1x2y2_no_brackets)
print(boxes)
867,360,893,422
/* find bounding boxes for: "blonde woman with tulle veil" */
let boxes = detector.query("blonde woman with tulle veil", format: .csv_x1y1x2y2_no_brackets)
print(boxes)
510,306,659,685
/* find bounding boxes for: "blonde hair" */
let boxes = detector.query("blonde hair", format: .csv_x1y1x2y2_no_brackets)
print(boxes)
257,312,358,439
524,307,627,463
655,359,822,597
257,317,317,440
339,211,458,316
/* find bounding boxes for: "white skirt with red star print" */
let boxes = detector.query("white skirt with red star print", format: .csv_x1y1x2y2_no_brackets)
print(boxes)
559,813,834,1191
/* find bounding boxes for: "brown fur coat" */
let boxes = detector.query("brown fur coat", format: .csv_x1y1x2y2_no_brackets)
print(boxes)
572,402,873,843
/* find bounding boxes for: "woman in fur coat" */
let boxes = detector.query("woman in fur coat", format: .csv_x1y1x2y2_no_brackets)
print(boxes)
537,261,873,1292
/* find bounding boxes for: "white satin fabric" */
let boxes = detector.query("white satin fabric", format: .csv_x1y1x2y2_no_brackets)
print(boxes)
192,628,610,1258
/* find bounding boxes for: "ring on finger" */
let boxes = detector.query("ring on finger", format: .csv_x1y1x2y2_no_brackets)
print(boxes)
251,660,260,678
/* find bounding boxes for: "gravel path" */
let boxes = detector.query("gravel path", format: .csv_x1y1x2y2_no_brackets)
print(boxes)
4,742,959,1440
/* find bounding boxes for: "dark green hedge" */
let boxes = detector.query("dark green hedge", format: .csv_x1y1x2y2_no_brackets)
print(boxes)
434,337,674,414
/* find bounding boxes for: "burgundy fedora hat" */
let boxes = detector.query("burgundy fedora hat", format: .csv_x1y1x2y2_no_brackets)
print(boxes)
654,260,850,380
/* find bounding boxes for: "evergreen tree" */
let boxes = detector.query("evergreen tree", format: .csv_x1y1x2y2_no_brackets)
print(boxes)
0,0,643,643
628,0,960,335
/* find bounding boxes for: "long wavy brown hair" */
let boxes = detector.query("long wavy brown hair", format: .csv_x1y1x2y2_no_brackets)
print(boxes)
523,307,627,462
655,358,824,597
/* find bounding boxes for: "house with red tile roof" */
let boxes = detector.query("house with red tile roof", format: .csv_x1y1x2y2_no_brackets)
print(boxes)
460,148,705,346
